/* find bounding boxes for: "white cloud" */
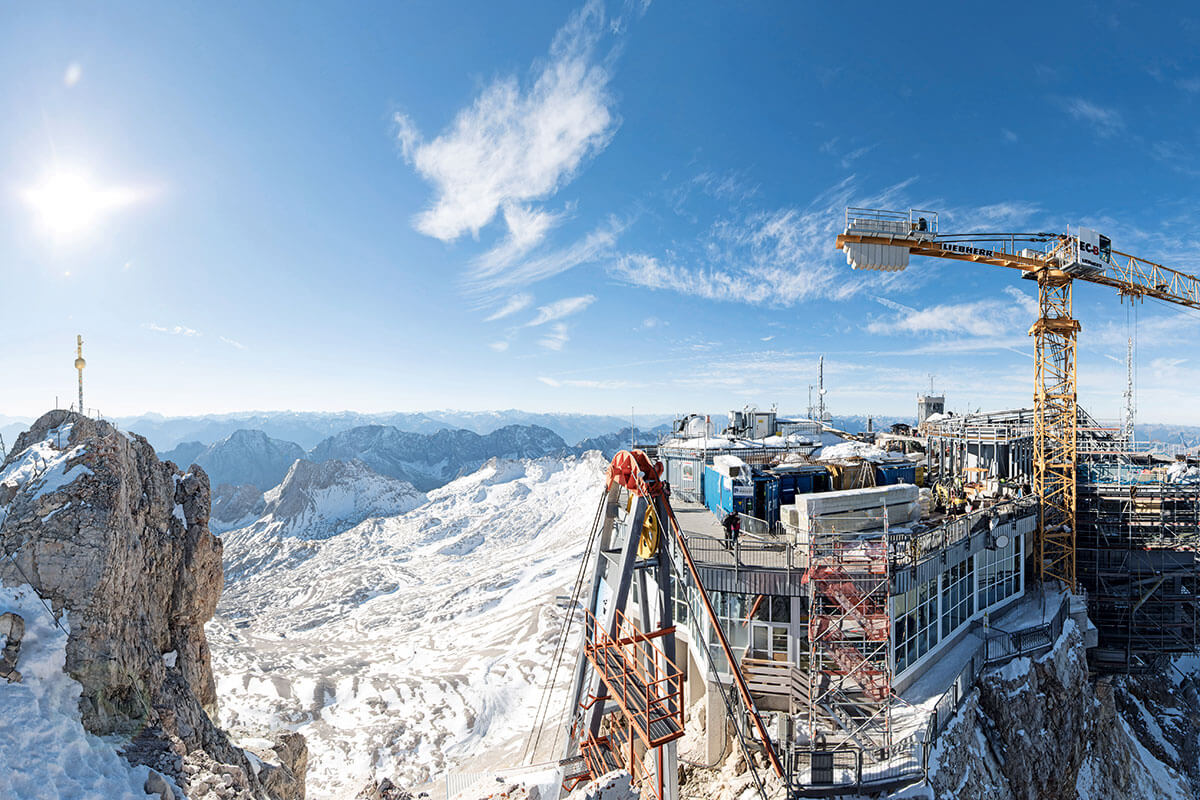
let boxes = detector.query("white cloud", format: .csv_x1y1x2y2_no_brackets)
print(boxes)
488,341,510,352
397,0,616,243
63,63,82,88
219,336,246,350
525,295,595,326
539,322,570,350
867,286,1038,340
470,217,623,293
538,375,631,389
608,176,918,306
1001,128,1018,143
484,293,534,322
1061,98,1124,137
641,316,666,329
145,323,199,337
943,201,1041,232
474,204,567,275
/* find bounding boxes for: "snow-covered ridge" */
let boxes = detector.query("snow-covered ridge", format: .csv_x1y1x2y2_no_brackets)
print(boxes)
210,452,607,799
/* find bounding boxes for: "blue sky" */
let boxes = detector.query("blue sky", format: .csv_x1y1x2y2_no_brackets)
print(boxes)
3,1,1200,423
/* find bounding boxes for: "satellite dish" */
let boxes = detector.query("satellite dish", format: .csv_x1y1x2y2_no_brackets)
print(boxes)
993,533,1010,550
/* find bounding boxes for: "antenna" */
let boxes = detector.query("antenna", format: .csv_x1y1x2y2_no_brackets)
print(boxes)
817,355,828,423
74,335,86,415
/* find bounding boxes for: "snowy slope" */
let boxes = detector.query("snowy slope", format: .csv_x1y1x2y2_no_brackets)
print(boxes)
226,458,426,546
0,583,167,800
209,453,606,799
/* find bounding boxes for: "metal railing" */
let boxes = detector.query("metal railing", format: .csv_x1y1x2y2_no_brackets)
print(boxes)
888,495,1039,569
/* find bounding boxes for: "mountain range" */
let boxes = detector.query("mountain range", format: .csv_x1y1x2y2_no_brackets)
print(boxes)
113,410,658,451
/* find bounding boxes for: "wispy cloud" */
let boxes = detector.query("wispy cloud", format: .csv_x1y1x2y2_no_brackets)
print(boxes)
63,62,82,88
1001,128,1019,143
474,204,568,275
1177,77,1200,93
538,322,570,351
867,286,1038,341
943,201,1041,232
525,295,595,326
488,340,510,352
145,323,200,337
469,216,624,293
1061,98,1124,138
395,0,617,245
484,293,534,322
219,336,246,350
609,176,917,306
538,375,632,389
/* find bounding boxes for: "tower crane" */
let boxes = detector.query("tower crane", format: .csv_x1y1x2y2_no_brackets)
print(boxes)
836,208,1200,588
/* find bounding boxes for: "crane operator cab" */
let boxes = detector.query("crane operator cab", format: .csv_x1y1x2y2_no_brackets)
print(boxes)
1064,227,1111,277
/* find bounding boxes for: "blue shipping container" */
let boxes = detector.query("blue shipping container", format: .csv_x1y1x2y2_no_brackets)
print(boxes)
702,466,752,518
874,463,917,486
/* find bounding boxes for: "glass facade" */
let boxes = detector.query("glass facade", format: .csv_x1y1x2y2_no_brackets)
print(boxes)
941,557,974,638
894,532,1025,678
893,577,939,674
977,532,1022,611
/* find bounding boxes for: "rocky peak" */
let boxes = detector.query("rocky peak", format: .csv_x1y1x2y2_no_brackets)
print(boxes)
0,410,305,800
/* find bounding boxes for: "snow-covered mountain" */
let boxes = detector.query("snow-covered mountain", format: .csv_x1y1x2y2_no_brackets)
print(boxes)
164,430,306,491
209,453,605,798
240,458,425,542
306,424,569,491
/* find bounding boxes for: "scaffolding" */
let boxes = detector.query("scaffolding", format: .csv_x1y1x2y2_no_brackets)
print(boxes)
806,510,891,752
1076,468,1200,672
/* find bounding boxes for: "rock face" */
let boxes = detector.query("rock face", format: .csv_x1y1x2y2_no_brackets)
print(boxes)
174,429,307,492
928,620,1192,800
307,423,568,491
0,410,305,800
210,483,267,533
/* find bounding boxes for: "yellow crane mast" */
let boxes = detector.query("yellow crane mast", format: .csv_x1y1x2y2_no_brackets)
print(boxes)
835,208,1200,588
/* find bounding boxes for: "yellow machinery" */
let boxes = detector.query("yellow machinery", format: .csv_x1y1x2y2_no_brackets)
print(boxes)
837,208,1200,588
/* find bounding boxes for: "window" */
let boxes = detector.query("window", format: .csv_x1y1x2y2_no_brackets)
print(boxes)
673,580,690,628
941,557,974,638
706,589,750,669
977,532,1022,612
893,577,938,674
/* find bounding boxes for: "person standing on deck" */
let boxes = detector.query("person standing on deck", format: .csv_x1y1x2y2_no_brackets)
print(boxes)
722,511,740,550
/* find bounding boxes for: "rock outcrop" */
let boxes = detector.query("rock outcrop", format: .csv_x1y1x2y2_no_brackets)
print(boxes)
0,410,306,800
928,620,1192,799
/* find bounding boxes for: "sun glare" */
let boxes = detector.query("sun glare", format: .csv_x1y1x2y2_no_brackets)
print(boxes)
21,169,145,240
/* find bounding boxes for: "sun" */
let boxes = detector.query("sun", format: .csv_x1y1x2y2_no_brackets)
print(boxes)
21,168,144,240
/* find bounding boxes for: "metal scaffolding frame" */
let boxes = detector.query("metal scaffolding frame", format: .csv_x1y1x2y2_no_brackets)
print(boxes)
1076,473,1200,672
806,511,892,752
